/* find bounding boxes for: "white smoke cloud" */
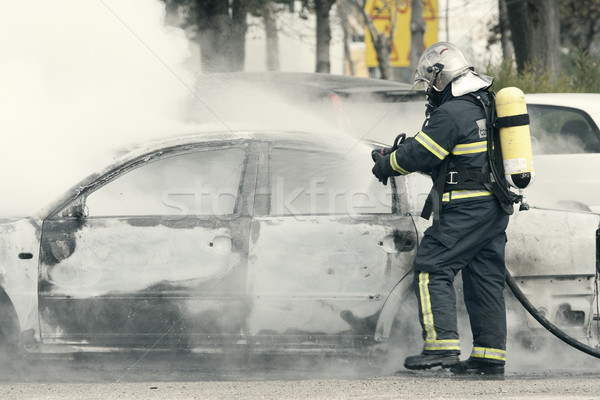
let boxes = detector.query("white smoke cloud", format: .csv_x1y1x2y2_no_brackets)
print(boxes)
0,0,195,216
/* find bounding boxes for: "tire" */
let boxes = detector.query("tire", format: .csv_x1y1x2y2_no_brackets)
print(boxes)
0,289,21,360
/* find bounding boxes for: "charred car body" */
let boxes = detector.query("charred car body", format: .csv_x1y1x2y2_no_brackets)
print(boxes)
0,130,599,358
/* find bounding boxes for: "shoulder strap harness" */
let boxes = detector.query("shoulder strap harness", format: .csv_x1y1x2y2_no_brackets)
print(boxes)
421,92,518,230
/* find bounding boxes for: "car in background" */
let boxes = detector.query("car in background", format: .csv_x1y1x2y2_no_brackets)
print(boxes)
523,94,600,211
0,129,598,360
187,72,427,146
526,93,600,154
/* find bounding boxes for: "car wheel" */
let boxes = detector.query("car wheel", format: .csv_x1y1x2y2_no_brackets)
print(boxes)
0,289,22,360
373,297,422,370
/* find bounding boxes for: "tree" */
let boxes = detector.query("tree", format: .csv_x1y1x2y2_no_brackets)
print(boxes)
490,0,600,67
260,2,281,71
336,0,357,75
409,0,425,74
348,0,397,80
559,0,600,55
248,1,294,72
300,0,337,73
163,0,249,73
505,0,560,78
486,0,515,62
166,0,336,74
495,0,514,62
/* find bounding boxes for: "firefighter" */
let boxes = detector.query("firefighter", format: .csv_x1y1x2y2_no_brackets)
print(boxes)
371,42,510,376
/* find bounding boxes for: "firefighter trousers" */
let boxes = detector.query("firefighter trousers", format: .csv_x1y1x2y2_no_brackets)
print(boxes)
413,197,510,365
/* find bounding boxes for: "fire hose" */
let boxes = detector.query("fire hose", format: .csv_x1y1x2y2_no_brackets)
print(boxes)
505,268,600,359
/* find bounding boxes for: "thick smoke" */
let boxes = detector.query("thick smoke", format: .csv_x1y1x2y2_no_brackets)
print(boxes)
3,0,598,383
0,0,195,217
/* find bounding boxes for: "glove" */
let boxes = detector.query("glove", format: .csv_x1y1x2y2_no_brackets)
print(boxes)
371,152,390,186
371,147,394,162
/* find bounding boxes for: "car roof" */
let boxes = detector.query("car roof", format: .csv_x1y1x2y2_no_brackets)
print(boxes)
193,71,423,102
526,93,600,115
119,130,358,158
233,71,413,89
37,130,373,219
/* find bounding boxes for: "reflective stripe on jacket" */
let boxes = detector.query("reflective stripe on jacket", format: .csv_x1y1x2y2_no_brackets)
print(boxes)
390,90,493,203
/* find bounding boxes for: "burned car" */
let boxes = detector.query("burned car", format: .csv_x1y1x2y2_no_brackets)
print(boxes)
0,130,599,360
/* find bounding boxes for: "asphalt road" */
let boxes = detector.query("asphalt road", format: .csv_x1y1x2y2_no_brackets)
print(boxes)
4,373,600,400
2,342,600,400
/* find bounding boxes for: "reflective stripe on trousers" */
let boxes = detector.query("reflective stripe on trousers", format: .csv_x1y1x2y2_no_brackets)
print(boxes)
415,271,461,354
471,346,506,362
413,198,509,362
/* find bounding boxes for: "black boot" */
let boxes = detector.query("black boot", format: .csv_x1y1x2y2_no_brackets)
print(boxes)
450,358,504,377
404,353,460,370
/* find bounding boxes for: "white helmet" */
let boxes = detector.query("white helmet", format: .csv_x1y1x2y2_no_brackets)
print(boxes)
413,42,472,92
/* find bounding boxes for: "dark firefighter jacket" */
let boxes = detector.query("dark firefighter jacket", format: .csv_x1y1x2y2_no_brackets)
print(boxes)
384,89,493,205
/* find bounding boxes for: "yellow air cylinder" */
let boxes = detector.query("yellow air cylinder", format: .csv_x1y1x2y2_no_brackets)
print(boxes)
495,87,535,189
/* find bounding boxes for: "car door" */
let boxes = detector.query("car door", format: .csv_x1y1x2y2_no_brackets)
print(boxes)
246,141,417,350
38,142,257,351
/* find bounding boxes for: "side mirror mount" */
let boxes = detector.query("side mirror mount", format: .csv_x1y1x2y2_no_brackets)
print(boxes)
61,200,88,219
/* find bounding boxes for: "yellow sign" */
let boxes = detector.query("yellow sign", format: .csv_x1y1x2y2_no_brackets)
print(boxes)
365,0,438,68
